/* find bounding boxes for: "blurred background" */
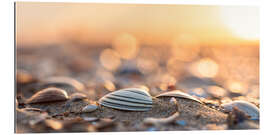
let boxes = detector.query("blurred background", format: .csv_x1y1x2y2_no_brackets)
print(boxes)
16,2,259,103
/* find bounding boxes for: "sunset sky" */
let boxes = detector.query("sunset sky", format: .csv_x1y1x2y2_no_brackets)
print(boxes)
16,2,259,46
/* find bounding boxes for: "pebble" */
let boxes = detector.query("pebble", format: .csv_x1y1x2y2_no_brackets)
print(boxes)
143,112,179,125
82,117,99,122
82,105,98,113
175,120,187,126
207,86,227,98
169,97,177,105
147,127,157,131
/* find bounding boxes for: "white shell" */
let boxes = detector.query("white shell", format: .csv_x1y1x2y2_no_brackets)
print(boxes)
155,90,202,104
26,87,69,104
221,100,259,120
98,88,153,111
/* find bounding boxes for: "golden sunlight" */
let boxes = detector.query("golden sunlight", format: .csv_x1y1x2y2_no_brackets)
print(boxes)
190,58,219,78
219,6,259,40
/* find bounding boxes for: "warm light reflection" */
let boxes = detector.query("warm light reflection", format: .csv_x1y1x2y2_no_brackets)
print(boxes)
112,33,139,60
45,120,63,130
104,80,116,91
191,88,206,97
207,86,227,98
170,34,200,62
132,85,150,92
99,49,121,71
226,80,248,94
190,58,219,78
219,7,259,40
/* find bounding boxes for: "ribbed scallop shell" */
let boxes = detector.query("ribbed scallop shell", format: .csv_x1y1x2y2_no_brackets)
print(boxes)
155,90,202,104
221,100,259,120
98,88,153,111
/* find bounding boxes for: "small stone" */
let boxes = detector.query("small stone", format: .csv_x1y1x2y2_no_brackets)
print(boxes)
147,127,157,131
82,105,98,113
82,117,99,122
169,97,177,105
143,112,179,125
175,120,186,126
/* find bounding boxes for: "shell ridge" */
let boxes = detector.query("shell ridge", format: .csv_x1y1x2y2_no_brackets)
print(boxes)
113,91,150,100
102,98,152,107
110,93,152,103
106,95,152,105
101,101,151,111
125,89,149,96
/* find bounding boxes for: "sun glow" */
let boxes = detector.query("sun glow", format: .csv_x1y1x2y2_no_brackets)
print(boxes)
219,7,259,40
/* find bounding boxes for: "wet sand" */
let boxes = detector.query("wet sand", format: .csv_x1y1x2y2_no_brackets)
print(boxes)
15,44,259,132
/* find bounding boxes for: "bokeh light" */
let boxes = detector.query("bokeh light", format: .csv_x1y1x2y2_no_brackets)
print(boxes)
99,49,121,71
225,80,248,94
190,58,219,78
207,85,227,98
104,80,116,91
112,33,139,60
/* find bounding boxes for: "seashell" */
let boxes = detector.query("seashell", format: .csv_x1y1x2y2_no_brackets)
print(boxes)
222,100,259,120
41,76,85,93
155,90,202,104
143,112,179,125
70,93,88,101
82,105,98,113
98,88,153,111
26,87,69,104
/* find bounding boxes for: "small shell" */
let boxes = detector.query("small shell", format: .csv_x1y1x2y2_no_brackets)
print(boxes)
82,105,98,113
222,100,259,120
143,112,179,125
155,90,202,104
98,88,153,111
41,76,85,92
26,87,69,104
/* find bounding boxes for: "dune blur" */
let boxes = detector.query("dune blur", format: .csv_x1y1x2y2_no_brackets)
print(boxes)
16,2,259,46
